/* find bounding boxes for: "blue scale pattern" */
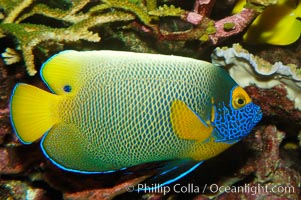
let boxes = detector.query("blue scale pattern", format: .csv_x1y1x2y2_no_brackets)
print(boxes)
213,103,262,142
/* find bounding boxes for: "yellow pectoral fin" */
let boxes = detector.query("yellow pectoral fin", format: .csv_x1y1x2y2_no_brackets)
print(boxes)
170,100,213,142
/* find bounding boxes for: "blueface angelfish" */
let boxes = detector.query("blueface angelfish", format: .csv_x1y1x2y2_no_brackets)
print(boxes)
10,50,262,189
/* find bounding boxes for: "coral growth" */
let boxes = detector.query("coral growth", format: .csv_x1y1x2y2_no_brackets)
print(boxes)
238,126,300,200
245,85,301,122
63,176,148,200
0,0,134,75
195,126,301,199
0,180,46,200
0,0,268,75
212,43,301,110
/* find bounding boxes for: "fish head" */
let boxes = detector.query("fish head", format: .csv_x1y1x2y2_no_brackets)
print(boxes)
212,86,262,143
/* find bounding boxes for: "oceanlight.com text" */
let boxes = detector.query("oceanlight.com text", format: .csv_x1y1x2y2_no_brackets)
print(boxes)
129,183,295,196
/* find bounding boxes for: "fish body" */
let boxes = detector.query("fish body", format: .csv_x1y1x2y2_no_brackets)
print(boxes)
10,50,262,185
233,0,301,45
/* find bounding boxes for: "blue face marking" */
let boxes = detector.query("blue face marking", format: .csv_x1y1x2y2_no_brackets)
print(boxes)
63,85,72,92
212,102,262,143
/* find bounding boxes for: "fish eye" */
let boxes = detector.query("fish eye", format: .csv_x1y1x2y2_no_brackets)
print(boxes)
233,96,246,109
231,86,251,109
237,98,245,105
63,85,72,93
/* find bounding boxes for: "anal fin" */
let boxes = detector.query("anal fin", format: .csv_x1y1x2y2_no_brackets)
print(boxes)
136,159,204,192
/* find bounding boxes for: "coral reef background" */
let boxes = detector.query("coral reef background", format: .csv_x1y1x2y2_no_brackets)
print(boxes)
0,0,301,199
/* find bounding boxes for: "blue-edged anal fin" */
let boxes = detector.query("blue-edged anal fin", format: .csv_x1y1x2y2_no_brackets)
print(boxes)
170,100,213,142
136,159,204,192
41,123,102,173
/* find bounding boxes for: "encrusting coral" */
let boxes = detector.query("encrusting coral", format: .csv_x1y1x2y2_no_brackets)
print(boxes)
197,125,301,199
212,43,301,110
0,0,277,75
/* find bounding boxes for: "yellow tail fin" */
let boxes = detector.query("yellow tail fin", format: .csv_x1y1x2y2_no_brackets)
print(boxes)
10,83,60,144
